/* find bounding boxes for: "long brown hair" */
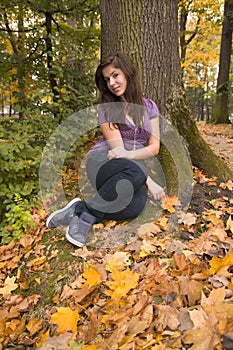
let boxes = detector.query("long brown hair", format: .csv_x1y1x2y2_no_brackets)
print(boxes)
95,52,144,127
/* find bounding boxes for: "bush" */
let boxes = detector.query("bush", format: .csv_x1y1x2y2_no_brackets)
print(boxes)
0,114,57,243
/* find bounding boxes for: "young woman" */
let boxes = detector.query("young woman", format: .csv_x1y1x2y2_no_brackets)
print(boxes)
46,52,165,247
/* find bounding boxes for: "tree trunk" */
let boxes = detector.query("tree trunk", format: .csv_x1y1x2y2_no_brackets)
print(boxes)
3,9,26,119
212,0,233,124
100,0,233,184
45,11,59,104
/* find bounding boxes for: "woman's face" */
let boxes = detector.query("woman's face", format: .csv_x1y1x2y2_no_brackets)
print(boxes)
102,64,127,97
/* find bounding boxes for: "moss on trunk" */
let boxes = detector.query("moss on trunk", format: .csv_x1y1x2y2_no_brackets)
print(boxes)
167,85,233,182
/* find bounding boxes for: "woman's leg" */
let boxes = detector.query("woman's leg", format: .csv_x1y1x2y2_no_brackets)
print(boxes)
66,156,148,247
84,156,148,221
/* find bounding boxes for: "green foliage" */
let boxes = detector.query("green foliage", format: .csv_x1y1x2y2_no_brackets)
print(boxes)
0,0,100,242
0,114,58,242
0,0,100,118
1,194,36,244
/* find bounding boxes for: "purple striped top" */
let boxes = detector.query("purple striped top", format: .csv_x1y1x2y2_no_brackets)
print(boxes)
89,98,159,153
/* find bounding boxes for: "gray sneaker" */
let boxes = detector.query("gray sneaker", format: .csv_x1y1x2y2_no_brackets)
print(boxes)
65,212,96,247
46,198,81,229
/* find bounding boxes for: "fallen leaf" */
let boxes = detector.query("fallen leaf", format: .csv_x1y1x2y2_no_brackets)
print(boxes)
161,196,181,213
82,266,102,287
226,215,233,233
26,317,43,335
182,308,220,350
0,276,18,297
220,180,233,191
178,212,197,226
105,269,139,299
105,252,131,272
50,307,80,334
209,252,233,276
37,332,72,349
201,287,233,319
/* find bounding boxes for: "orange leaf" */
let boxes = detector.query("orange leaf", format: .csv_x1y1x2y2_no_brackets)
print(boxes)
105,268,139,299
161,195,181,213
82,266,102,287
209,252,233,276
50,307,79,334
26,317,43,335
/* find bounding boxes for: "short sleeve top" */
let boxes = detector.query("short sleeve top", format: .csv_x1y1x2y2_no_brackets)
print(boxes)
89,98,159,153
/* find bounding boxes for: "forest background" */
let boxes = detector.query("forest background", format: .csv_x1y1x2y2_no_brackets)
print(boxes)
0,0,232,243
0,1,233,350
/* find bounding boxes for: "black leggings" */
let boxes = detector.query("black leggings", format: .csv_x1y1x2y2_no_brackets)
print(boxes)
75,151,148,222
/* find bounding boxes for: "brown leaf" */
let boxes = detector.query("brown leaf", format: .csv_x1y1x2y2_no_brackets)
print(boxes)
127,314,149,334
36,332,72,350
178,212,197,226
182,308,220,350
226,215,233,233
154,305,180,331
0,276,18,297
201,287,233,319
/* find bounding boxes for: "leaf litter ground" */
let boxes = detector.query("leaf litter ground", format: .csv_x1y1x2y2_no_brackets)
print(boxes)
0,124,233,350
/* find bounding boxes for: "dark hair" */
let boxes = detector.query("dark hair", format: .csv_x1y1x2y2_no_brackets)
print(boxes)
95,52,144,126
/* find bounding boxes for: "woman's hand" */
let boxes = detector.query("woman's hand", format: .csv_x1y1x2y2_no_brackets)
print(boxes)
147,176,165,200
108,147,132,160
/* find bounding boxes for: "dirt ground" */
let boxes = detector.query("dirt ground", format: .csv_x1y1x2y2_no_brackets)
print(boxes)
197,123,233,171
190,123,233,216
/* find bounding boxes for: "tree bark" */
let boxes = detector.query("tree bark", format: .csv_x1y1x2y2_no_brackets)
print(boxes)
3,9,26,119
99,0,233,183
212,0,233,124
45,11,59,103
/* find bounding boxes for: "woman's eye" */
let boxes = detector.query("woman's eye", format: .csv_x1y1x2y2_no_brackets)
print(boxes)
113,73,118,78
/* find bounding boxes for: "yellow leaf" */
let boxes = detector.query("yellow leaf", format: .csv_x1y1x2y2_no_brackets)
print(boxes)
161,196,181,213
36,330,50,348
82,266,101,287
226,216,233,233
139,249,149,258
105,268,139,299
26,317,43,335
155,216,168,230
82,346,97,350
203,212,223,226
0,276,18,296
27,256,47,268
50,307,79,334
105,252,131,272
209,252,233,276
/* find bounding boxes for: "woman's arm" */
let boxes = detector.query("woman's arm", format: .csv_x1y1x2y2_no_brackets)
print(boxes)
107,118,160,160
100,123,124,149
146,175,165,200
101,119,165,199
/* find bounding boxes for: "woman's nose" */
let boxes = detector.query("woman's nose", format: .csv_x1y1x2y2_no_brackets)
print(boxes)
109,77,115,86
